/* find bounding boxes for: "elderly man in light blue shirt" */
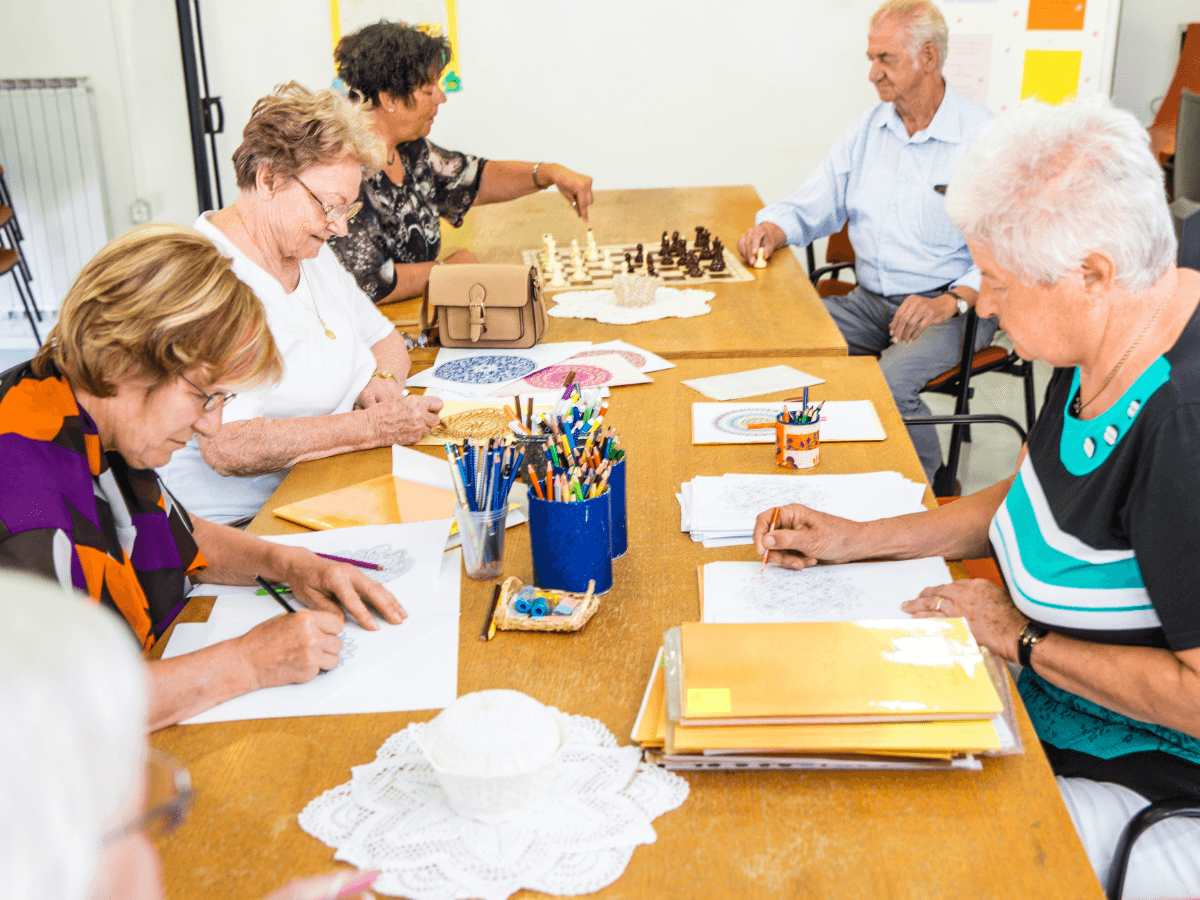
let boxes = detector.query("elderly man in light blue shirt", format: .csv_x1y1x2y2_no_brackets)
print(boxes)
739,0,995,490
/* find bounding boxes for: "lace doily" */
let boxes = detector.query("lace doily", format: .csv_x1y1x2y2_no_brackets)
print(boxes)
548,287,714,324
298,714,689,900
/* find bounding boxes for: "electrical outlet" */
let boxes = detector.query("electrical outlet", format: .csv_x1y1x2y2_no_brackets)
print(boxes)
130,198,152,225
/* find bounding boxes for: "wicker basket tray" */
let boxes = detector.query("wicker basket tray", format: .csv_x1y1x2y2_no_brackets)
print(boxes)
491,576,601,633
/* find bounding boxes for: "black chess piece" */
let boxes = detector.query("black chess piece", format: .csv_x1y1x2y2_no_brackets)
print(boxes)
646,254,657,276
673,234,687,256
694,226,710,251
709,238,726,272
634,243,644,264
625,252,634,273
661,231,670,253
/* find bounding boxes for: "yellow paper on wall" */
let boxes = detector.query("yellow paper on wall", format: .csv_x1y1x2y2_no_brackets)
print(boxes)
1020,50,1082,105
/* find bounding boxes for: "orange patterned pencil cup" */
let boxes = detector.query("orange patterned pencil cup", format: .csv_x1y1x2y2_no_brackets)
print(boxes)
775,415,820,469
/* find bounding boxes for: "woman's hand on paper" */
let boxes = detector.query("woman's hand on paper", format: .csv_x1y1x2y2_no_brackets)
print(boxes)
282,549,407,631
752,504,866,569
902,579,1026,661
366,394,443,446
238,609,345,688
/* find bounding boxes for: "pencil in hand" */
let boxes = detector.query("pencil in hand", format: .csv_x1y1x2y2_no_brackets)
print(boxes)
760,507,781,573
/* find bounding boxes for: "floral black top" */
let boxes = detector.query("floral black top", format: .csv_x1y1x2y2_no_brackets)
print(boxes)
328,138,486,302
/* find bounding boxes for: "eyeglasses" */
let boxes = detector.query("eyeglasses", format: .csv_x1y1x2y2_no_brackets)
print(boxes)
293,175,363,223
180,373,236,412
104,749,194,843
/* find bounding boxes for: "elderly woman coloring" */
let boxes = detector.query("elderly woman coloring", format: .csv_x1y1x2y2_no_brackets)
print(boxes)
753,100,1200,894
159,83,443,525
327,21,594,302
0,225,405,730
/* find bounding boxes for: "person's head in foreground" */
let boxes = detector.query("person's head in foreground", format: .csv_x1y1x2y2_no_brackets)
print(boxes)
867,0,948,106
334,21,452,144
0,571,378,900
231,82,385,257
30,222,281,471
945,96,1177,364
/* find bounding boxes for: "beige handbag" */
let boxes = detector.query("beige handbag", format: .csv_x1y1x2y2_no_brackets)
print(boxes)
421,264,548,349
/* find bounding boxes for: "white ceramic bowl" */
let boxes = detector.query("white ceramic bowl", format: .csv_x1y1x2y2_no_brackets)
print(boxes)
419,690,571,823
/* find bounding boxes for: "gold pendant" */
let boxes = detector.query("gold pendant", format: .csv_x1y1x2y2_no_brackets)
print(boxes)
324,329,337,340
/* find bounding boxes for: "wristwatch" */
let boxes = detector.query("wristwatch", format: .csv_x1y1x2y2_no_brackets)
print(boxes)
1017,621,1051,670
949,290,970,317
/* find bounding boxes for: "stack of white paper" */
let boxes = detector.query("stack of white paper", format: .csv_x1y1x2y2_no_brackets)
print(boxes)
169,521,461,723
677,471,927,547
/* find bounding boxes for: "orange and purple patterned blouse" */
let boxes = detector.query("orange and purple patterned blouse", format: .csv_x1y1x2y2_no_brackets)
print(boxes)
0,362,207,650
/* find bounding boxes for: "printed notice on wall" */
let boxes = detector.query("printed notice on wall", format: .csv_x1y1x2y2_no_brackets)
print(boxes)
945,34,992,108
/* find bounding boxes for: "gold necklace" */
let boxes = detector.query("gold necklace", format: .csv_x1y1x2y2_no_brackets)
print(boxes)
298,269,336,340
1072,281,1177,416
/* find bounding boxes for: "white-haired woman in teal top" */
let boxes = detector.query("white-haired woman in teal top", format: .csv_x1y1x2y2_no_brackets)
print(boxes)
753,97,1200,896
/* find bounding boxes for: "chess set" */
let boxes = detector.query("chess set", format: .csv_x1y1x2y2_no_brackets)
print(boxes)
520,227,756,292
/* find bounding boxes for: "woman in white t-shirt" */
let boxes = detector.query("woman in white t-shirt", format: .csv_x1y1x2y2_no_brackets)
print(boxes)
160,83,443,524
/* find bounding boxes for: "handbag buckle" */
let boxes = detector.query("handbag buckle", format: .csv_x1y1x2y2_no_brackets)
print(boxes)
468,283,487,341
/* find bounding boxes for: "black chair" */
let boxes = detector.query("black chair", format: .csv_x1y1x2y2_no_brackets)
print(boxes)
1105,798,1200,900
805,226,1037,497
919,308,1037,496
0,163,41,341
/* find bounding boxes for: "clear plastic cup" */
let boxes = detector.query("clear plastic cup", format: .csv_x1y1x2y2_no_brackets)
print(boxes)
455,506,507,580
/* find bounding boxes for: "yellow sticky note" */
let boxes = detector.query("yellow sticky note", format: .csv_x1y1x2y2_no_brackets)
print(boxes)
1020,50,1082,105
687,687,732,716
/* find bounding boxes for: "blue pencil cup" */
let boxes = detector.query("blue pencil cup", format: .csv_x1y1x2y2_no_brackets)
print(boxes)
528,492,613,594
609,457,627,559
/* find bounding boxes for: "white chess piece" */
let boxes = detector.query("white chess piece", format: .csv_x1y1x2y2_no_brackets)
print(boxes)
549,262,567,288
753,246,767,269
570,260,588,283
585,230,599,261
599,250,613,273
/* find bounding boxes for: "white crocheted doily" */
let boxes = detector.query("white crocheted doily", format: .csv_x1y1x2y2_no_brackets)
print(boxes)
298,714,689,900
547,287,714,324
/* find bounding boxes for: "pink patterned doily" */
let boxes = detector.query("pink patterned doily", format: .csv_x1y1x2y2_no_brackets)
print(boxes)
574,349,647,369
524,363,611,389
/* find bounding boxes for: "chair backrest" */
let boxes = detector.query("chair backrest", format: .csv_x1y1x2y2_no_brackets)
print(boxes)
1176,88,1200,203
826,222,855,265
1150,24,1200,161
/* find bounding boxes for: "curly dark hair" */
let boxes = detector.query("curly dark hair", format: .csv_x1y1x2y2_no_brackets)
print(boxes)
335,21,452,108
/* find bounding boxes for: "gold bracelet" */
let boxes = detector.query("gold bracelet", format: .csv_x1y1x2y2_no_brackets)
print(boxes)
373,370,395,380
532,162,550,190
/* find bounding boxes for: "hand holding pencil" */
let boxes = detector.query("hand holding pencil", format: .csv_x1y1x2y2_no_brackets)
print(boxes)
752,503,867,571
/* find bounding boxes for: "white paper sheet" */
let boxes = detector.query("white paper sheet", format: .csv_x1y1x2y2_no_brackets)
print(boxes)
391,444,456,490
406,343,592,397
680,365,825,401
176,522,459,723
160,621,214,658
701,558,953,623
579,339,675,373
679,472,927,544
691,401,886,444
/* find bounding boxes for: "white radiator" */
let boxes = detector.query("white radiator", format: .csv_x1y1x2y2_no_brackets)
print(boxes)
0,77,109,343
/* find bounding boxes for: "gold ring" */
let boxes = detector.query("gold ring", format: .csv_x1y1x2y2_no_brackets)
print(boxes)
935,597,944,612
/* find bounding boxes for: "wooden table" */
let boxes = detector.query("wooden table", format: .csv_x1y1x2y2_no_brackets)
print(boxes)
152,356,1101,900
378,186,848,360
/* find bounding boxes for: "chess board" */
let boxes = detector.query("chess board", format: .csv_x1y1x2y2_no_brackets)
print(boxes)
520,240,756,292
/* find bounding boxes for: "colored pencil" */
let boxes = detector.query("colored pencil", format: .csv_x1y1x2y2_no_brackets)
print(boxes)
761,506,781,573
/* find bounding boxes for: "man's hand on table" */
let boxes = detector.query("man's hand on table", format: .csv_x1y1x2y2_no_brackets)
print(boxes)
737,222,787,264
889,292,958,344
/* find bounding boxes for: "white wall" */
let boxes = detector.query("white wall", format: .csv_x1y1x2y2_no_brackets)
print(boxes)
7,0,1194,346
1111,0,1197,126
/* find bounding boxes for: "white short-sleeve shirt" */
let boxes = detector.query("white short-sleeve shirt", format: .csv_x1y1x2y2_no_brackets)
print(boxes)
158,213,395,524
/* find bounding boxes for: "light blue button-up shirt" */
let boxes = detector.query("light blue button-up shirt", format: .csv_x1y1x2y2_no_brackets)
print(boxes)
757,82,992,296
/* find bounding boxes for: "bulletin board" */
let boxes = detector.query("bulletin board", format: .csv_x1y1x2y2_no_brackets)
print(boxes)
940,0,1123,112
329,0,462,92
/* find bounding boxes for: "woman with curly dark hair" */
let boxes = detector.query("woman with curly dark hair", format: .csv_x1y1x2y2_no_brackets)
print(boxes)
328,21,594,303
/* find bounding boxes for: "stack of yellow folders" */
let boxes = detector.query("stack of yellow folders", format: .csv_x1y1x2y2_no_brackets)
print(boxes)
632,621,1017,771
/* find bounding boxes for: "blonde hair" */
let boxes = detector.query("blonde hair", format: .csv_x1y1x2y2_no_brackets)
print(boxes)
871,0,949,72
232,81,386,190
33,223,282,397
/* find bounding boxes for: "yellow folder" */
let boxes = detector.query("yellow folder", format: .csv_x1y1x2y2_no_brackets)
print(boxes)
673,620,1004,725
272,475,456,531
